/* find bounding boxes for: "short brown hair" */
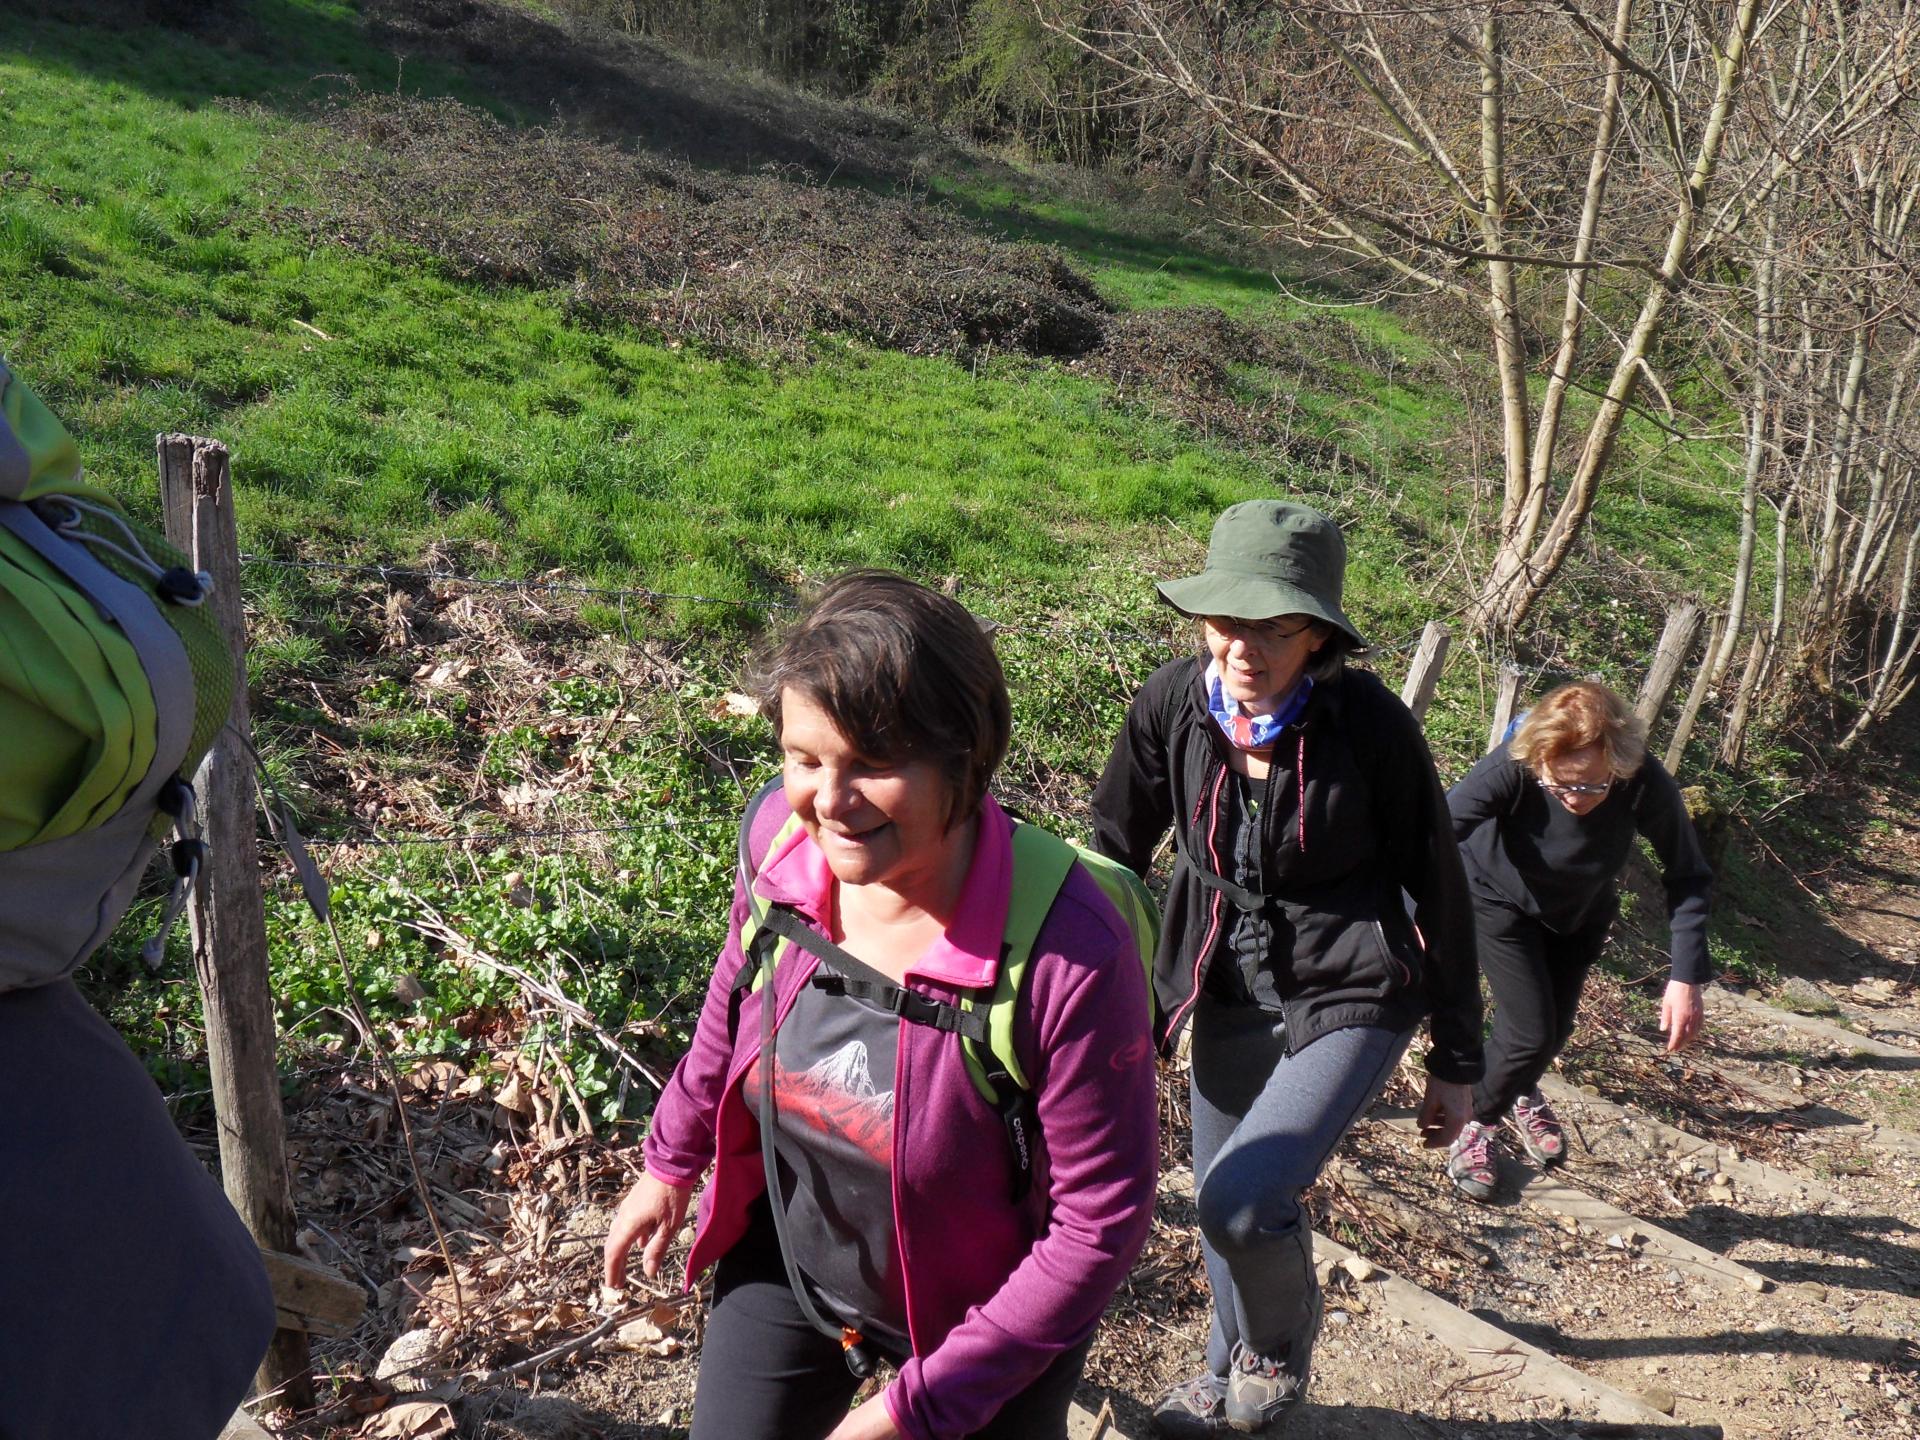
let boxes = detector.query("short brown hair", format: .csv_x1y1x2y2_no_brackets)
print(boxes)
749,570,1011,826
1508,681,1647,779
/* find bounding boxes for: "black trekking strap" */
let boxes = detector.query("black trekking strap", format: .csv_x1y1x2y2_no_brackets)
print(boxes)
757,905,991,1041
734,789,879,1379
757,900,1028,1200
975,998,1036,1205
733,788,1026,1353
753,922,879,1379
1172,821,1269,914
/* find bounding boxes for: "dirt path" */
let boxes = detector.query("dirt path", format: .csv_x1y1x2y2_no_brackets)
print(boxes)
255,590,1920,1439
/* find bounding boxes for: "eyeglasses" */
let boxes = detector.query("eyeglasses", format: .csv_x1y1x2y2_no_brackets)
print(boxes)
1538,776,1613,798
1207,616,1316,644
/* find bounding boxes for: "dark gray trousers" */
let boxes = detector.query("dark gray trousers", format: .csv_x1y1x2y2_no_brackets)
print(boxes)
0,980,275,1440
1189,994,1411,1376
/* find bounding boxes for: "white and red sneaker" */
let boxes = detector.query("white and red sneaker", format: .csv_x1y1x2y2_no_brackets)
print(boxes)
1510,1090,1566,1168
1447,1119,1499,1201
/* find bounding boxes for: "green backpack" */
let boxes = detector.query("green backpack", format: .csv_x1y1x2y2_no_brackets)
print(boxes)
0,356,232,990
732,778,1159,1199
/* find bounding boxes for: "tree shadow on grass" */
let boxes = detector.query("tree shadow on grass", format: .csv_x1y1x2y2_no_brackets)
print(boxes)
16,0,955,184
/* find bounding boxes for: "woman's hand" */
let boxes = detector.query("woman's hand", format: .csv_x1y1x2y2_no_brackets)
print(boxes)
1416,1077,1474,1148
826,1396,902,1440
1660,979,1704,1052
603,1171,695,1290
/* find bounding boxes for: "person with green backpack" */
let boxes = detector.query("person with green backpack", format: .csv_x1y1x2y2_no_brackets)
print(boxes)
0,357,275,1436
603,570,1160,1440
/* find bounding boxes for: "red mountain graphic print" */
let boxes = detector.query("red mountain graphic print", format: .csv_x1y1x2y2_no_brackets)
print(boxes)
747,1039,895,1166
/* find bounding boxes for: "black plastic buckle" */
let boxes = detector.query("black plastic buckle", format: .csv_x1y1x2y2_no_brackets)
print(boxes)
155,567,207,605
894,989,958,1031
169,837,206,879
156,775,194,819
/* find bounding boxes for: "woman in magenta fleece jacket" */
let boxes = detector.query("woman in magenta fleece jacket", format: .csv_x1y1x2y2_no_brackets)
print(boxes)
603,572,1159,1440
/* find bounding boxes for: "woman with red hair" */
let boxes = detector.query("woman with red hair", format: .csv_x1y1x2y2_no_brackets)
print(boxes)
1444,681,1714,1201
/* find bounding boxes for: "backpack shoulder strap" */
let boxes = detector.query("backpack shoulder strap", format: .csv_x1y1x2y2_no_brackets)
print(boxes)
970,821,1162,1097
975,822,1081,1098
732,776,802,996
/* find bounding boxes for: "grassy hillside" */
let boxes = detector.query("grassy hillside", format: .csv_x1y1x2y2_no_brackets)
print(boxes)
2,0,1768,1112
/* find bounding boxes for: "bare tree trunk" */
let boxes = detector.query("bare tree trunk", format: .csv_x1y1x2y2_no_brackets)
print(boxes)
1713,198,1777,684
1840,521,1920,751
1480,10,1532,539
1523,0,1633,531
1802,308,1872,648
1486,0,1765,632
1845,333,1920,597
1720,630,1771,769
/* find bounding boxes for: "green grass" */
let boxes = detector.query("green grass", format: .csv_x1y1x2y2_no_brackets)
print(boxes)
1,15,1273,626
931,177,1301,317
3,0,1788,1123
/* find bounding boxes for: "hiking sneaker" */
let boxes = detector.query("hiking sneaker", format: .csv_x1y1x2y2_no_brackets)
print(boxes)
1224,1288,1319,1432
1151,1370,1230,1438
1510,1090,1566,1168
1447,1119,1499,1201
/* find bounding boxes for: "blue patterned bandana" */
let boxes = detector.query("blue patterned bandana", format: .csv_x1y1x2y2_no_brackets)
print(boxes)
1206,661,1312,750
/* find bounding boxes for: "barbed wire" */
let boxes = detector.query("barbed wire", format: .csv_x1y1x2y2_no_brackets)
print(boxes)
239,553,778,613
289,815,741,850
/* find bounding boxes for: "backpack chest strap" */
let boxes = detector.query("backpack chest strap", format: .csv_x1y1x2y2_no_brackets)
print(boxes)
754,902,991,1043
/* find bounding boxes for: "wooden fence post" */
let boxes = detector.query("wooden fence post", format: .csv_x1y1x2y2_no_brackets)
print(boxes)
157,435,313,1408
1489,663,1524,751
1398,620,1451,724
1664,612,1725,774
1719,630,1770,770
1635,601,1704,732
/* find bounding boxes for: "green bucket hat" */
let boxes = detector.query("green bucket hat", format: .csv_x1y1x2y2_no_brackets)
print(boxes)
1157,500,1367,647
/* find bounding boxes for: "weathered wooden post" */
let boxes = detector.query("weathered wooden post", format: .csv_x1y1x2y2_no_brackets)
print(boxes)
1398,620,1451,724
1718,630,1770,770
1635,601,1704,732
1489,663,1524,751
1664,613,1725,774
157,435,313,1408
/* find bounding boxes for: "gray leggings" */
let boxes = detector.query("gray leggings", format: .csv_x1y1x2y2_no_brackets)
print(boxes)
1190,994,1412,1375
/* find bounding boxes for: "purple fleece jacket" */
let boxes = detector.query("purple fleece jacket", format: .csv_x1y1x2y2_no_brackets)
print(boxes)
643,791,1159,1440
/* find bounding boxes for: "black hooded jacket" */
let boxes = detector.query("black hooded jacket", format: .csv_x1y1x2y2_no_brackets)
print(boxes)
1090,657,1485,1083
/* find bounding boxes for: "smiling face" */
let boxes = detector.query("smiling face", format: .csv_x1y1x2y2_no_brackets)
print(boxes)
1536,743,1616,816
1202,614,1328,714
778,688,970,898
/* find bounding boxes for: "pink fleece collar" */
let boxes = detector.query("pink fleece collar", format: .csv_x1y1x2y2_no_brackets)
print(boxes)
751,793,1013,989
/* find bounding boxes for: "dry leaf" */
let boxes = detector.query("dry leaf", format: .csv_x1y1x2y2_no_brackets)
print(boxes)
608,1316,683,1356
500,782,556,812
495,1072,536,1116
1339,1255,1380,1282
359,1400,455,1439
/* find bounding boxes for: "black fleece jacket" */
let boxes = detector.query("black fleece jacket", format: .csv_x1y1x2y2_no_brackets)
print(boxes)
1447,747,1715,984
1090,657,1485,1084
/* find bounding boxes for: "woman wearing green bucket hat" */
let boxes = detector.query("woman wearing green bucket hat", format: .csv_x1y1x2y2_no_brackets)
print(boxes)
1091,500,1485,1436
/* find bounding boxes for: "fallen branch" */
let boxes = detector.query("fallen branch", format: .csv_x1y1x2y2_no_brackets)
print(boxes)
402,895,671,1094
